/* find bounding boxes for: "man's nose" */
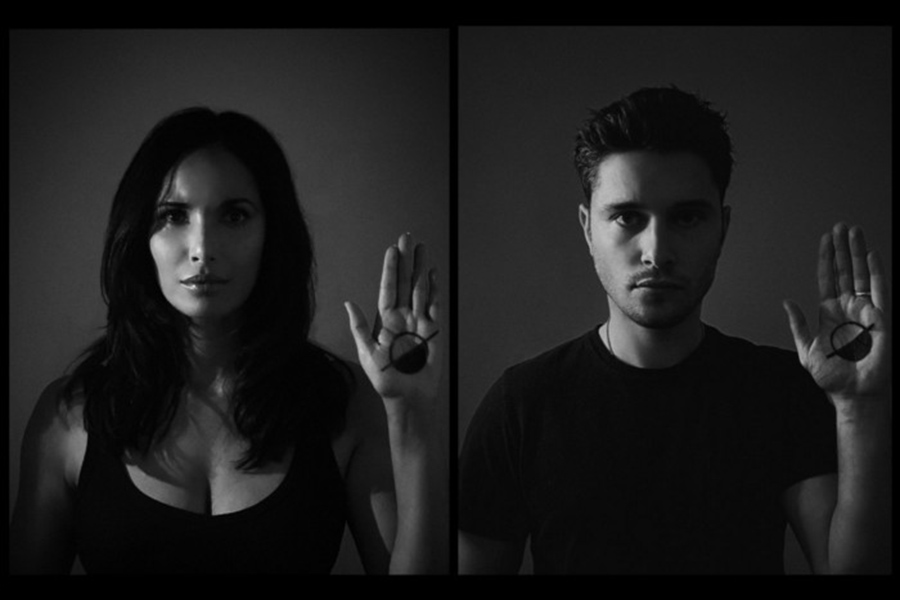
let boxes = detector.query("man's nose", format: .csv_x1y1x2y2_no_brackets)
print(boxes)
639,220,675,270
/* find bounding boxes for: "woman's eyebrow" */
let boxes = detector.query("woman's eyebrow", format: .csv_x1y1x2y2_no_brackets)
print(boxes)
156,197,257,208
221,197,257,208
157,200,186,207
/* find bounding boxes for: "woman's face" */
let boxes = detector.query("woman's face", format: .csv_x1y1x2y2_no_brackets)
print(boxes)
149,145,266,325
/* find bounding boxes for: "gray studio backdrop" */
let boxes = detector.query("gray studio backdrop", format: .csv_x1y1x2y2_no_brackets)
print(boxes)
459,26,891,574
9,29,449,574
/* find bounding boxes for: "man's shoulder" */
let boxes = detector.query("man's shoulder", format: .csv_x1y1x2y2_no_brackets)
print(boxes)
707,326,802,371
705,327,825,401
467,328,601,443
501,327,600,385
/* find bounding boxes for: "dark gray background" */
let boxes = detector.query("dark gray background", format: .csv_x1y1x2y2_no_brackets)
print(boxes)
458,26,891,574
9,29,449,574
8,26,892,576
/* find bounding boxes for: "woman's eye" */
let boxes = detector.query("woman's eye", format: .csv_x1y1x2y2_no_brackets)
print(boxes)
156,208,187,225
225,209,251,225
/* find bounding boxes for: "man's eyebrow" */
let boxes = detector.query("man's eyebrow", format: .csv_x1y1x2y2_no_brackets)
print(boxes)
599,198,716,213
598,200,644,214
671,199,717,210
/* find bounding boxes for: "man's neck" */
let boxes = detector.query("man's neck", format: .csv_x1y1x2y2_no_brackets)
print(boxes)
602,310,705,369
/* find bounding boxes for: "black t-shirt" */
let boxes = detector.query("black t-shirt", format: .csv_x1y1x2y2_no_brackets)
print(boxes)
458,325,837,574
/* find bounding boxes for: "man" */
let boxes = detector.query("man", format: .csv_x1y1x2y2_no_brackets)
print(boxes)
458,86,891,574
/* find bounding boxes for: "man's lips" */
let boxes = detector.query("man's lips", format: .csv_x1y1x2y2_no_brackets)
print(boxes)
632,278,684,290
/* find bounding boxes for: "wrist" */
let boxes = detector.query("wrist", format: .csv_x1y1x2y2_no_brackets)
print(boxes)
829,392,892,422
383,394,443,443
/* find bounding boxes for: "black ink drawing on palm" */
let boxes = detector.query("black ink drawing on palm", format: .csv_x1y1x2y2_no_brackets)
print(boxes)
372,312,439,374
827,321,875,362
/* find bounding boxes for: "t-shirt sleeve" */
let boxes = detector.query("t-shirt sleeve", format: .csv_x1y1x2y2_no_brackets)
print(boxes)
458,373,529,542
782,359,838,490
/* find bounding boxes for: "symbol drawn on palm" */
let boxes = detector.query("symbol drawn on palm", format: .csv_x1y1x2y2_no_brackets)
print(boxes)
372,312,438,375
380,330,439,374
826,321,875,362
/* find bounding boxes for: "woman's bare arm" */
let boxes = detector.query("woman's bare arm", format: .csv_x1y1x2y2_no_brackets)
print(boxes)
344,232,448,574
9,377,85,574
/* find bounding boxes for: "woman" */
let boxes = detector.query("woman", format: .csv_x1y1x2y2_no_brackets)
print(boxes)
9,108,446,574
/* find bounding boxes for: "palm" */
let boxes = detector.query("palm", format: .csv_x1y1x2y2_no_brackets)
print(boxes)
785,224,891,399
346,233,441,403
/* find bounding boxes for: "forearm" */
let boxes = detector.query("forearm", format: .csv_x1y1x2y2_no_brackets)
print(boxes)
827,394,892,574
384,399,449,574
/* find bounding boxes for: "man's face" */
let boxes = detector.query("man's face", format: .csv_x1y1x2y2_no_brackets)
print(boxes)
578,151,730,329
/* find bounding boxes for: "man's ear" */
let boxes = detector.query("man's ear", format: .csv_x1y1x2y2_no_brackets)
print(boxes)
578,203,592,253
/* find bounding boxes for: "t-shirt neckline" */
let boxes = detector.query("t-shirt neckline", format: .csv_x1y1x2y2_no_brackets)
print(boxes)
587,321,716,378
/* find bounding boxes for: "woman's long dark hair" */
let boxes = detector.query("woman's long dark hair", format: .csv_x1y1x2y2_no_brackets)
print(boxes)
62,107,350,469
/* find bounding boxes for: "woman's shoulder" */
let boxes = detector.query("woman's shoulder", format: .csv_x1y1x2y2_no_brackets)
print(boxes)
305,344,376,417
22,376,88,484
343,360,383,423
326,354,383,443
31,375,86,435
327,356,386,477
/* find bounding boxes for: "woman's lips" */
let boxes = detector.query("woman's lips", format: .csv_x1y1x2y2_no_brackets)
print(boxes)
180,276,229,294
180,275,229,285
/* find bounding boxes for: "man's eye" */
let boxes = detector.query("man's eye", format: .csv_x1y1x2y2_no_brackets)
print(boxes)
613,211,645,228
674,211,706,227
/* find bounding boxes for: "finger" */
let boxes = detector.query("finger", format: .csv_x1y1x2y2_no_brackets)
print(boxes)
817,232,837,303
427,268,440,324
868,250,890,313
345,301,376,358
412,244,428,319
371,309,383,339
849,226,871,294
832,223,854,297
783,300,813,361
396,232,413,309
426,274,442,367
378,245,398,313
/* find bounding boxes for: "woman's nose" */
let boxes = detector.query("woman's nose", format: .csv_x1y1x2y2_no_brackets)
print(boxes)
189,220,217,264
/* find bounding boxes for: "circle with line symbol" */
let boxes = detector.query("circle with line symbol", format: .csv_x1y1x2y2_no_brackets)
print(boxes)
382,330,438,374
827,321,875,362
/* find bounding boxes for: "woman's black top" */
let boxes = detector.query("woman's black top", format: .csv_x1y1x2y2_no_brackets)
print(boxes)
74,431,347,574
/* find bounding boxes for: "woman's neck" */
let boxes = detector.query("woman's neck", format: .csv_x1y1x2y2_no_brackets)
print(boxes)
185,318,240,395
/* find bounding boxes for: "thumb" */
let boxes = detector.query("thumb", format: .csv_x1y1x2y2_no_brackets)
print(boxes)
344,301,375,359
783,299,813,360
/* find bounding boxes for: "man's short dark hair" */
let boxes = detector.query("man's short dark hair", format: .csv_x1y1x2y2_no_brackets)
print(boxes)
574,86,734,204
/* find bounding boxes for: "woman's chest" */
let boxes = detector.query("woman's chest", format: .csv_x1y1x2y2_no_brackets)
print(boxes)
76,429,349,573
124,429,295,516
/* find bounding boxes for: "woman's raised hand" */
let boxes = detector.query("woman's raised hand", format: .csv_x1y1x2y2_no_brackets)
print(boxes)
345,232,442,406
